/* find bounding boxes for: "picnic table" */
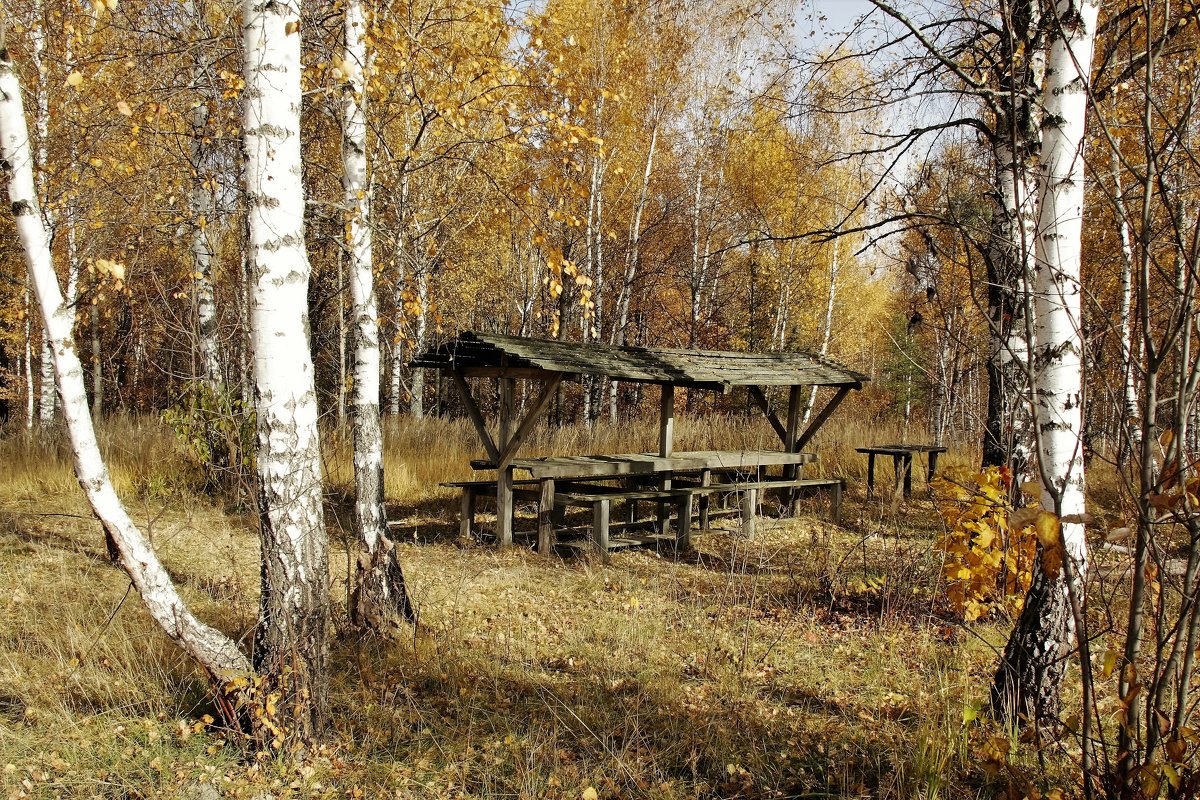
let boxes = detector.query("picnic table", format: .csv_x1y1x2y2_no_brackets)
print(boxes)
412,331,868,556
856,444,946,498
453,449,841,556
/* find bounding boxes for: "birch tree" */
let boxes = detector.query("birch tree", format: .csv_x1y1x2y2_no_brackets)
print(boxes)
340,0,415,632
991,0,1099,727
243,0,331,740
0,23,252,693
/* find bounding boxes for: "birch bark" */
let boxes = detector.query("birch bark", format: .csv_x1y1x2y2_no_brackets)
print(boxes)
341,0,414,633
992,0,1098,726
30,2,56,426
0,35,251,685
186,0,222,389
982,0,1042,489
243,0,331,741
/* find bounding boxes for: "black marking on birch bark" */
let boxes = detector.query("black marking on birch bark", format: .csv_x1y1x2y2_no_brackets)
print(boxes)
12,199,34,216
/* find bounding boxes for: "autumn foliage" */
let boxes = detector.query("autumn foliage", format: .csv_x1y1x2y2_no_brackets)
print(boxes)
934,467,1037,622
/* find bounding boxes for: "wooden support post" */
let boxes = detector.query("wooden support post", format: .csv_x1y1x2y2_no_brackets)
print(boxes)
498,374,563,467
903,454,913,498
659,383,675,456
497,466,514,546
537,478,555,554
450,369,499,464
676,493,693,552
866,452,876,499
782,386,801,510
748,385,788,445
830,480,843,525
593,499,610,559
658,384,675,534
927,451,941,485
741,488,758,539
698,468,712,530
795,385,854,450
460,487,475,540
496,376,515,546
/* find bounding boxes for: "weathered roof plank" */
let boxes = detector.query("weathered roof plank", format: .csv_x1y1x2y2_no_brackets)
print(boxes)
411,331,870,388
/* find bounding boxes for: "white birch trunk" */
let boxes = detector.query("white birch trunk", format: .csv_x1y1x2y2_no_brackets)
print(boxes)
410,264,427,418
803,237,841,424
0,39,251,682
1112,144,1140,467
30,4,56,426
993,0,1098,726
243,0,330,740
688,143,705,347
1031,0,1095,563
188,39,222,388
24,287,34,429
341,0,412,632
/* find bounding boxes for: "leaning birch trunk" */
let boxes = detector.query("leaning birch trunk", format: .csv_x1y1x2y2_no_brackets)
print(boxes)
991,0,1097,727
243,0,331,742
30,3,56,426
341,0,415,633
0,36,252,686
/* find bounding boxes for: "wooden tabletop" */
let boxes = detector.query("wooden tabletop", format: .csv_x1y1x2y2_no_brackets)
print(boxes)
505,449,816,479
855,444,947,456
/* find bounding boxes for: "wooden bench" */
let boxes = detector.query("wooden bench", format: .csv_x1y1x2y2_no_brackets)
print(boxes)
553,486,693,556
442,479,542,540
448,472,844,554
678,476,844,538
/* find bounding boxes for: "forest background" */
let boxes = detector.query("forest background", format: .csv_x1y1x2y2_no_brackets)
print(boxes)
1,0,1199,798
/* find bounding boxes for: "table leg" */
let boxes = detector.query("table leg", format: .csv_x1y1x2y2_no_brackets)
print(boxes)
593,499,611,560
903,454,913,498
658,472,673,535
676,494,693,552
698,469,712,530
497,466,514,546
742,488,758,539
460,487,475,539
892,455,903,498
927,451,941,486
537,478,555,554
867,452,876,498
830,480,843,524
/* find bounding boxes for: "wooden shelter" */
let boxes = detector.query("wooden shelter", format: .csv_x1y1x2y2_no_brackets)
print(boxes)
412,331,869,546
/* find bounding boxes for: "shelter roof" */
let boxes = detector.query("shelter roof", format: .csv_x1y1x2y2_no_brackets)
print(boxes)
411,331,869,389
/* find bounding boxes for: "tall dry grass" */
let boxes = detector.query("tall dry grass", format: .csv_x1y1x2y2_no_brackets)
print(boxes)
0,413,1074,799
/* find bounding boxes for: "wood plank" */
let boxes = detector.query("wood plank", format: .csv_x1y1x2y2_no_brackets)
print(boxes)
450,370,500,464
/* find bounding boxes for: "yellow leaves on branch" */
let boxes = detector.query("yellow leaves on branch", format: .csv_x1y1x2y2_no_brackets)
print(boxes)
933,466,1037,622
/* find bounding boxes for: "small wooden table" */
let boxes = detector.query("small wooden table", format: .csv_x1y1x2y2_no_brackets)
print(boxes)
856,444,946,498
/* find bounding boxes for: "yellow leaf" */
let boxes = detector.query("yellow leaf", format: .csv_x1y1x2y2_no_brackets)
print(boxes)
116,100,133,117
66,71,84,88
581,788,599,800
1101,649,1119,679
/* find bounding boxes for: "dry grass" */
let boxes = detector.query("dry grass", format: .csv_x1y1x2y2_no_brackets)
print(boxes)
0,413,1074,799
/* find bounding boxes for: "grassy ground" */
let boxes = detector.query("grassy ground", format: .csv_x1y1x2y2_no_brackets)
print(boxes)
0,415,1088,799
